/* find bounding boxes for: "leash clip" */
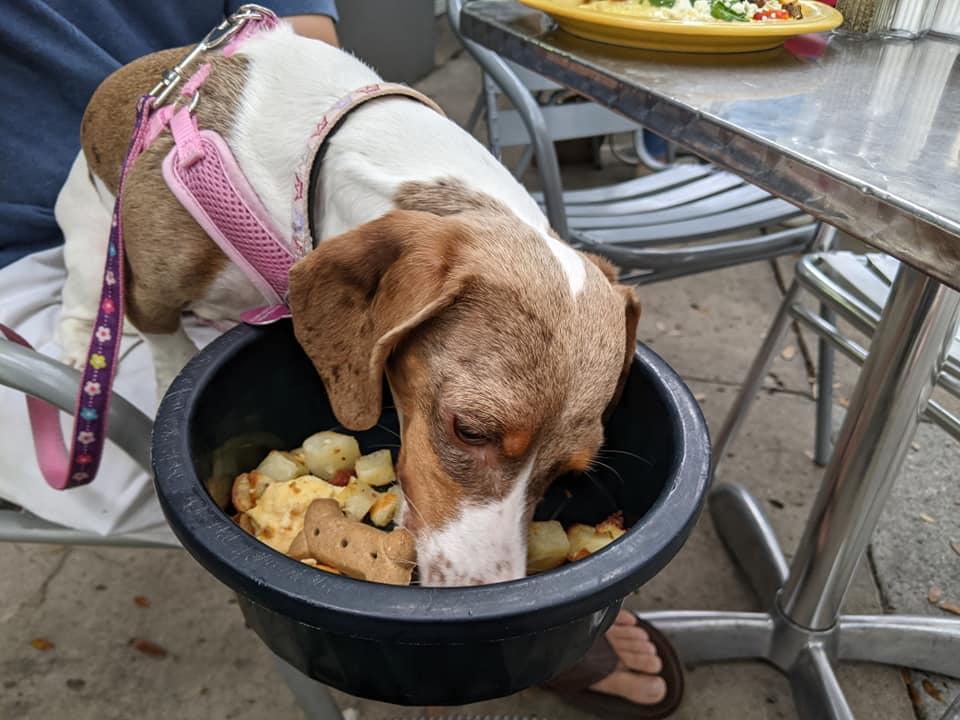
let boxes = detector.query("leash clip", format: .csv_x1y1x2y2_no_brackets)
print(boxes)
148,4,274,107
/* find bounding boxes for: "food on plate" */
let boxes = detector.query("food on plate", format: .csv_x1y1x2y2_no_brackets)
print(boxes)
577,0,804,22
304,499,416,585
231,428,632,584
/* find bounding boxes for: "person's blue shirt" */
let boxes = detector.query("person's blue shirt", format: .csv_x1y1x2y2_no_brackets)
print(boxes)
0,1,337,270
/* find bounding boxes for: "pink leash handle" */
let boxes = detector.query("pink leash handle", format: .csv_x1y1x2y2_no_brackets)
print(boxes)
2,96,154,490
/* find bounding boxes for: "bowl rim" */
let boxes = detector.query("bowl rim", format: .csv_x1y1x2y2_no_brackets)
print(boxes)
152,322,710,643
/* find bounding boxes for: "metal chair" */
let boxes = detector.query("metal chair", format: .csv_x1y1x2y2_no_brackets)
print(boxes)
447,0,819,285
715,249,960,469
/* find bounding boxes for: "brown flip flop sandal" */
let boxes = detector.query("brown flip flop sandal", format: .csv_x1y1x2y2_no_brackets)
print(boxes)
543,614,684,719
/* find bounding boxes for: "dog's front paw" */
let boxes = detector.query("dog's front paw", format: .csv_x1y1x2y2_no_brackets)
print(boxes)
56,318,95,370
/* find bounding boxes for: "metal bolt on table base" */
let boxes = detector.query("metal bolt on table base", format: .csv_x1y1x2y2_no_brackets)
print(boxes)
648,264,960,719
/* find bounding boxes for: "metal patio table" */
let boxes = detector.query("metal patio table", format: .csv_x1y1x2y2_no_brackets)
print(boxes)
460,3,960,717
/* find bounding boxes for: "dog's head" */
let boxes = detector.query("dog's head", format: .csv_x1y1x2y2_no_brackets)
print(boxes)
289,198,639,587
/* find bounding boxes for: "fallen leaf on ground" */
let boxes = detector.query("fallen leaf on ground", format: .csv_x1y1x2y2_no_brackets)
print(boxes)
65,678,85,691
133,596,150,608
30,638,54,651
132,639,167,658
920,513,936,524
911,442,921,451
922,679,944,703
950,541,960,556
928,586,943,603
781,345,796,361
902,669,922,709
694,393,707,403
838,397,849,408
939,601,960,616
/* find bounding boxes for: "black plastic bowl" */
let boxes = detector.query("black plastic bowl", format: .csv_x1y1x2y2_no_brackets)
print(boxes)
152,321,709,705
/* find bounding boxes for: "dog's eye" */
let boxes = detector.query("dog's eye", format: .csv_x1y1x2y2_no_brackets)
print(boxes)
453,416,488,446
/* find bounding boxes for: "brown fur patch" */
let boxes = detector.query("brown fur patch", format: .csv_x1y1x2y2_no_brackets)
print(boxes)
393,177,514,218
81,48,250,333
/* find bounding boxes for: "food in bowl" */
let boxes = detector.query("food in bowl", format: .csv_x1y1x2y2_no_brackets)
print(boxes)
577,0,804,22
231,429,630,585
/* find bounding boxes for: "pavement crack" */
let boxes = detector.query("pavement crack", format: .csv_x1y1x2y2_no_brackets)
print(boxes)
28,547,73,609
681,373,814,400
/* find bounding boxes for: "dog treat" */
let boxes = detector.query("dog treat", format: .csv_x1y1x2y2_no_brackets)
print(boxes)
288,530,311,559
303,431,361,480
304,499,416,586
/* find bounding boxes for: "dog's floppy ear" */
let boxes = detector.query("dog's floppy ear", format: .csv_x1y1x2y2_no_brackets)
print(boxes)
581,253,641,421
288,210,463,430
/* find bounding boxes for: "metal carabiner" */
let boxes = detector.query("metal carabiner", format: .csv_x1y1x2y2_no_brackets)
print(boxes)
148,4,272,107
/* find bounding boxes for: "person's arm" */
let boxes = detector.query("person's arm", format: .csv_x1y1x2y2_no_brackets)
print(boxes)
286,14,339,46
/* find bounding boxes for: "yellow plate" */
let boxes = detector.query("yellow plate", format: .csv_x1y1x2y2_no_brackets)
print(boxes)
516,0,843,53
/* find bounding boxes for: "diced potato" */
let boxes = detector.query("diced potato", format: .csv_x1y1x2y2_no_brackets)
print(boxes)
354,449,396,487
335,478,379,521
303,431,361,480
246,476,339,553
527,520,571,573
231,470,275,512
369,486,402,527
235,512,257,535
595,511,625,538
566,520,626,562
257,450,307,482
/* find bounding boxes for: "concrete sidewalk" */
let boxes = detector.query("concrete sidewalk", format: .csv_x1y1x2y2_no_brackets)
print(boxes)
2,18,958,720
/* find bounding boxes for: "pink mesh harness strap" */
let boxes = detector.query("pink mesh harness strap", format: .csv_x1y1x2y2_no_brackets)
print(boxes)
164,80,445,324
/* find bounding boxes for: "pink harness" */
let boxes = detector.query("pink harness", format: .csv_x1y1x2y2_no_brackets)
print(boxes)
4,6,443,489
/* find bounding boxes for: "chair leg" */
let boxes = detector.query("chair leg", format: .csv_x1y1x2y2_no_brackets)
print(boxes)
712,279,801,472
464,92,484,135
814,304,837,466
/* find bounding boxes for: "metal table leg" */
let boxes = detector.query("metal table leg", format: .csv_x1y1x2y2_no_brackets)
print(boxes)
666,264,960,718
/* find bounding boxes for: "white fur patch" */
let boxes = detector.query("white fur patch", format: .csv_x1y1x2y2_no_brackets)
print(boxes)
416,454,536,587
541,228,586,296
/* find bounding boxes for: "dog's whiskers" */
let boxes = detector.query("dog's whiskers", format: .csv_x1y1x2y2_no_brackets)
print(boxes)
376,423,401,440
588,458,626,486
599,448,653,467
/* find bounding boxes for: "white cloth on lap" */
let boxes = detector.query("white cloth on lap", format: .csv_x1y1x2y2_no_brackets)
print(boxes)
0,247,220,544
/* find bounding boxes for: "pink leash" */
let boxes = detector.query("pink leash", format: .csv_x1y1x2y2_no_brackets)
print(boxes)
0,94,154,489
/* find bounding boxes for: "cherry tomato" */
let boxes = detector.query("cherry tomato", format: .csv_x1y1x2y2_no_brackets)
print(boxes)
754,8,790,19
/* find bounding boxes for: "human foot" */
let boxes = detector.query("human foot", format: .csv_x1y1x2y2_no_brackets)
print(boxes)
543,609,683,718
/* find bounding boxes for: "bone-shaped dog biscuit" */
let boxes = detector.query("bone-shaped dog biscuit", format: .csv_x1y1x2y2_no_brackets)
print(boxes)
304,499,416,586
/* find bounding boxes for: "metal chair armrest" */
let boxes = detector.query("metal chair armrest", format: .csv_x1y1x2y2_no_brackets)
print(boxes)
0,339,153,471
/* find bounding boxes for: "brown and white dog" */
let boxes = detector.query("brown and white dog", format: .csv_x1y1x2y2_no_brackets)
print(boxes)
55,23,639,586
